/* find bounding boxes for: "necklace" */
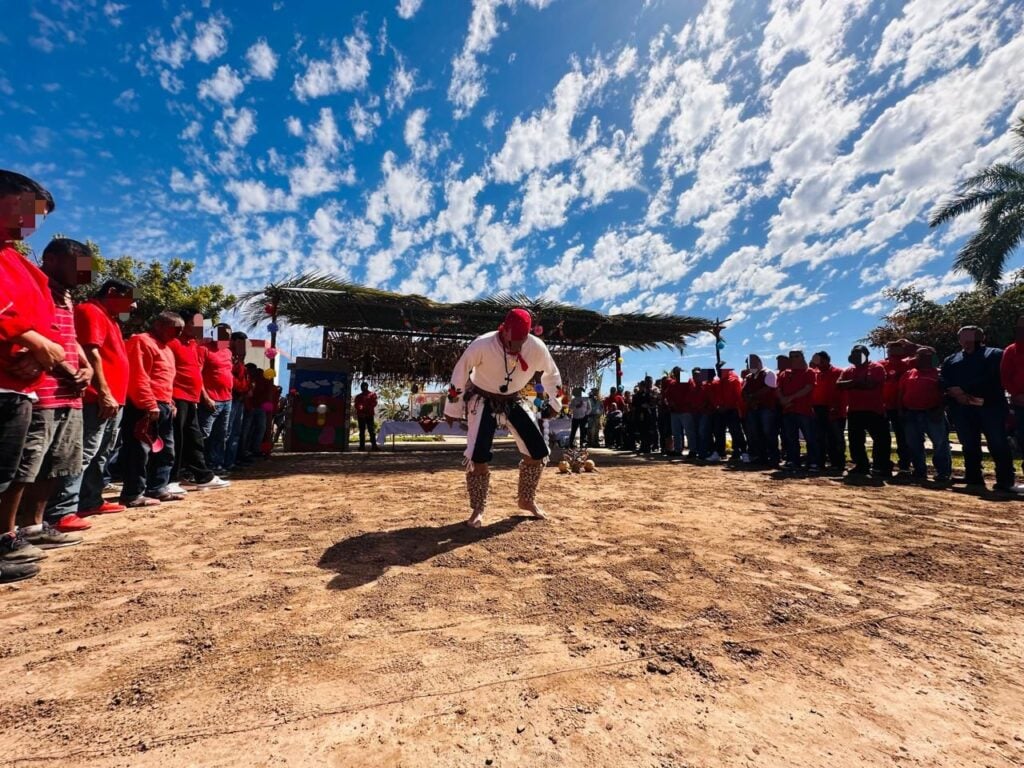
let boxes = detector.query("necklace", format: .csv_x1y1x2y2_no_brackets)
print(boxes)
499,339,515,393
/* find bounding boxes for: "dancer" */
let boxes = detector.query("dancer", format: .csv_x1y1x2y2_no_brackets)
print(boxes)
444,308,563,528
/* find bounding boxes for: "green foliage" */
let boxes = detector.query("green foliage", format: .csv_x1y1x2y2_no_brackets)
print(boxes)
866,270,1024,359
374,381,408,420
929,118,1024,293
71,240,234,328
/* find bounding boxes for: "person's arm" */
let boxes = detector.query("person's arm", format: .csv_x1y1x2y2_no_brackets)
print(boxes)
83,343,120,419
444,342,483,420
127,340,159,417
70,341,94,394
535,340,564,415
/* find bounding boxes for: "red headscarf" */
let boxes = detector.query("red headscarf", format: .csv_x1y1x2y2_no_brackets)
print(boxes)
498,308,532,371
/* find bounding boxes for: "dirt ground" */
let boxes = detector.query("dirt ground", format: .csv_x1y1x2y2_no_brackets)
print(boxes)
2,446,1023,768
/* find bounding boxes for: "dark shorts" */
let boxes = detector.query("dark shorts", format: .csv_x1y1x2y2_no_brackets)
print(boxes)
0,393,33,494
15,406,84,483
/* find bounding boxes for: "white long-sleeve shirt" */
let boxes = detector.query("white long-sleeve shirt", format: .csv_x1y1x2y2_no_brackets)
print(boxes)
444,331,563,419
569,397,591,419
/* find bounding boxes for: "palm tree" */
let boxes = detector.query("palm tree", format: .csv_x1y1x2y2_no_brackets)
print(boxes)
929,117,1024,294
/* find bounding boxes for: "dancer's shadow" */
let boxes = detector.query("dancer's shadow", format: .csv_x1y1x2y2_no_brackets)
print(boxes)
318,517,528,590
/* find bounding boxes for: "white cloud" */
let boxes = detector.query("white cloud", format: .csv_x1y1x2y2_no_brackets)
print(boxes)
225,179,297,213
113,88,138,111
517,172,578,235
246,39,278,80
385,56,417,113
103,2,128,27
448,0,558,118
192,14,230,63
397,0,424,20
228,107,257,147
349,99,382,142
404,108,428,155
434,172,485,244
159,70,183,93
293,28,371,101
310,108,342,155
366,151,433,226
198,65,244,105
576,130,641,205
285,116,303,137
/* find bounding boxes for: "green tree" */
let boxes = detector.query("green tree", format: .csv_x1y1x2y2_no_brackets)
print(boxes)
929,117,1024,293
867,269,1024,358
72,240,234,329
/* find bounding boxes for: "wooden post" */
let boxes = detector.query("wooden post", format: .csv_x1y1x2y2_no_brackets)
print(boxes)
615,346,622,390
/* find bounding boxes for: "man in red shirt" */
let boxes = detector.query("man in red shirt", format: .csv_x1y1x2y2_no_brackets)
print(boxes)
900,346,951,482
742,354,779,466
710,364,746,463
224,331,250,469
354,381,379,450
8,238,95,557
120,311,183,507
45,278,133,526
198,323,235,474
882,341,912,473
810,351,846,473
837,344,890,477
602,386,625,415
168,312,228,492
0,171,67,579
661,367,690,457
777,350,817,470
1000,315,1024,484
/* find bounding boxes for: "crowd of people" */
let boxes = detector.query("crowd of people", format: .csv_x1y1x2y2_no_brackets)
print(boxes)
563,331,1024,496
1,170,281,583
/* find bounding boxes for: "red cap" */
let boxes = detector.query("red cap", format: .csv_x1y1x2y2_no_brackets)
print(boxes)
499,308,532,341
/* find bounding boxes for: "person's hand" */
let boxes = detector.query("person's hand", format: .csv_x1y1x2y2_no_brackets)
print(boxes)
72,366,92,393
15,330,65,370
169,403,177,418
8,350,44,380
147,409,161,422
98,391,120,420
201,394,216,411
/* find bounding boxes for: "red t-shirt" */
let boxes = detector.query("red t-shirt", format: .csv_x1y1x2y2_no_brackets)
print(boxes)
354,390,378,417
661,379,689,412
232,360,250,399
197,341,233,402
811,365,842,407
713,371,744,411
75,300,128,406
602,393,625,413
841,363,886,414
1000,342,1024,398
900,368,943,411
0,246,57,393
33,285,82,409
126,332,175,410
777,368,816,415
881,358,909,410
168,337,204,403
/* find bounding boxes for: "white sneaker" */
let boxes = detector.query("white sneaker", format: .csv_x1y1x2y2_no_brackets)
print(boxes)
1010,483,1024,494
739,452,751,464
183,476,231,491
707,452,721,463
165,482,189,495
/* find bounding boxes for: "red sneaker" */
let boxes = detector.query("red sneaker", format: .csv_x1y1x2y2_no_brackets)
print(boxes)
54,514,92,533
79,501,126,517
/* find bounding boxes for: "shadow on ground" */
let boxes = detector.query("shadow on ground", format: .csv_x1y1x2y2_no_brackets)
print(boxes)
318,517,528,589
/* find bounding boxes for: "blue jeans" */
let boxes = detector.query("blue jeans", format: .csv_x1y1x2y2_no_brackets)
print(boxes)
745,407,779,464
45,402,120,522
902,409,952,479
245,409,267,456
695,413,712,458
119,401,176,500
782,412,817,467
678,413,698,457
225,398,246,468
670,412,686,454
950,404,1013,487
712,408,746,457
200,399,231,470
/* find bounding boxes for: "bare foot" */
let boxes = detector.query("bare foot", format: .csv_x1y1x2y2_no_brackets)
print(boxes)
465,511,484,528
517,499,548,520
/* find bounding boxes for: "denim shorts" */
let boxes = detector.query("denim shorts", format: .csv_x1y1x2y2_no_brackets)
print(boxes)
0,393,33,494
15,406,84,483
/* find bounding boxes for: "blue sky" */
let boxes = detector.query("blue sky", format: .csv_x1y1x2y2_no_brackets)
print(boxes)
4,0,1024,388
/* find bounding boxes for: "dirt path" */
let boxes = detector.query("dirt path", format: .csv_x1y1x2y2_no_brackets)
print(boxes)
2,448,1023,767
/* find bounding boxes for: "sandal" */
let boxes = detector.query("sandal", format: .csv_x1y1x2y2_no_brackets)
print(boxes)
122,496,161,508
148,491,185,502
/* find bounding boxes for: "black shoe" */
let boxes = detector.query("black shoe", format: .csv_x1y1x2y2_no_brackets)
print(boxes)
0,560,40,583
